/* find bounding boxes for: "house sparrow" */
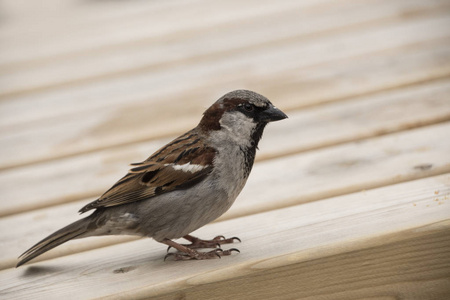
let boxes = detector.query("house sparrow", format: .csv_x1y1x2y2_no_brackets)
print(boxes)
17,90,287,267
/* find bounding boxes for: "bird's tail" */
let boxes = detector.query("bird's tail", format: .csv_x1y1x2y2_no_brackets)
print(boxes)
16,216,93,267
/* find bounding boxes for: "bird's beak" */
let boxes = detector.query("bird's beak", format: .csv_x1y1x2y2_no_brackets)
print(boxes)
260,105,288,122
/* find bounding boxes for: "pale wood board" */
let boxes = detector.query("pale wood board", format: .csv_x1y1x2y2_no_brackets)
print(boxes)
1,0,449,298
1,0,445,68
0,199,138,271
154,225,450,300
0,0,328,65
2,8,450,127
1,81,449,217
1,40,450,170
0,174,448,299
1,122,449,270
2,0,448,97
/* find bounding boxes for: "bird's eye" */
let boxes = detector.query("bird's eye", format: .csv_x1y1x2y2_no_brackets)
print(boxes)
243,103,254,112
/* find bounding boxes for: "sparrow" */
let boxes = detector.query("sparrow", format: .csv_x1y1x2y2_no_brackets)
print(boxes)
17,90,287,267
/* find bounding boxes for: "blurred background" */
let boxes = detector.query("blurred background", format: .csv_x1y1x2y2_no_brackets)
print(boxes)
1,0,450,274
1,0,450,170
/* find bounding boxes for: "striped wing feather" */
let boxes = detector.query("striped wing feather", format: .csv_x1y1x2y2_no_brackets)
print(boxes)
79,130,215,213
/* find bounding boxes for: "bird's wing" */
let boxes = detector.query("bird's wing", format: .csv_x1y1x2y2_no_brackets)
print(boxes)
79,131,215,213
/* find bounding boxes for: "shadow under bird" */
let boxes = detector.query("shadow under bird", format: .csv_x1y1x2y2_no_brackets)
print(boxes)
17,90,288,267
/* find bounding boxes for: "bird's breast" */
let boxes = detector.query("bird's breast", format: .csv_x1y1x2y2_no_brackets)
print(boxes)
211,144,250,201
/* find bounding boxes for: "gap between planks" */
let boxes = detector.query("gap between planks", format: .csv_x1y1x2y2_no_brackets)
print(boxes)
1,41,450,170
0,0,443,69
1,122,449,269
1,81,449,216
0,0,368,68
3,36,449,131
151,224,450,300
0,174,448,299
0,0,331,66
2,5,449,100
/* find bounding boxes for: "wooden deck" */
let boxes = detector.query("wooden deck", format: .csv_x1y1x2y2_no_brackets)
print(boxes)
1,0,450,299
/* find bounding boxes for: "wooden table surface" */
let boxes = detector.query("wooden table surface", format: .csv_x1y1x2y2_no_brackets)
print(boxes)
1,0,450,299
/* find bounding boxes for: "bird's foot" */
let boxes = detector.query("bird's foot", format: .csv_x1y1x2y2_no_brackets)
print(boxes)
162,238,240,261
164,248,240,261
181,234,241,249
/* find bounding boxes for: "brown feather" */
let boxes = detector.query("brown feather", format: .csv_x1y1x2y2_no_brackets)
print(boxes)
79,130,215,213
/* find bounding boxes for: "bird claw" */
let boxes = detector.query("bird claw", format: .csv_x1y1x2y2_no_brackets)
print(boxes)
163,235,241,261
217,248,240,256
181,235,241,249
231,237,241,243
164,247,239,261
213,235,241,244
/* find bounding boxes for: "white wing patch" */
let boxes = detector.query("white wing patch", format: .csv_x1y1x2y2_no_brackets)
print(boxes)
166,162,207,173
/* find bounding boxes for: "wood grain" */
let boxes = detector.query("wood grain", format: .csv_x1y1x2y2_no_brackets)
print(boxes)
1,174,448,299
0,0,326,65
2,39,450,170
2,0,448,97
1,82,449,216
1,0,449,298
1,122,449,269
153,226,450,300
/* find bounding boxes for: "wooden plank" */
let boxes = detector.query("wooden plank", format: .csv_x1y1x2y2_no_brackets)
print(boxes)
0,199,137,270
0,0,325,65
258,78,450,159
0,81,449,216
3,0,442,66
2,40,450,170
2,6,450,127
1,1,448,298
235,122,450,219
2,0,448,97
1,174,448,299
1,121,449,269
154,224,450,300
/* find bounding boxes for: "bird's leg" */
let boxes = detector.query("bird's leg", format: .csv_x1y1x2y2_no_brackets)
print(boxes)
182,234,241,249
162,238,239,261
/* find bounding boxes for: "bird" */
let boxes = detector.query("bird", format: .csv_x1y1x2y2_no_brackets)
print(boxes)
17,89,288,267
